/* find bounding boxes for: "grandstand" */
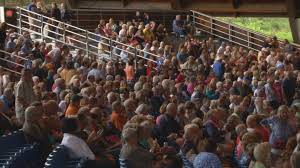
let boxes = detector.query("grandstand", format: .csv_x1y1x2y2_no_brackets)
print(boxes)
1,0,300,168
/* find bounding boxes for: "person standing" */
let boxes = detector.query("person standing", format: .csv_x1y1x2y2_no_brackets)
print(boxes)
283,71,296,106
50,2,61,21
212,55,225,81
261,105,295,159
15,69,35,125
60,3,72,23
0,22,7,51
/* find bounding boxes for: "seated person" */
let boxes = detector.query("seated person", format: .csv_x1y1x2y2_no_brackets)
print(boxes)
120,127,154,168
61,118,116,168
22,102,52,160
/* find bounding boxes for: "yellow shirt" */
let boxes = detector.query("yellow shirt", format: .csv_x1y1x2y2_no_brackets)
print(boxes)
143,29,154,42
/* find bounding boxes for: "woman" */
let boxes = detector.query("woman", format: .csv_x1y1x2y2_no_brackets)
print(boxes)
249,142,271,168
22,103,51,159
120,127,154,168
0,101,15,136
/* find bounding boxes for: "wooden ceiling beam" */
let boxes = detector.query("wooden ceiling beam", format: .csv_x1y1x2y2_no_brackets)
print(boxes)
121,0,128,7
171,0,182,10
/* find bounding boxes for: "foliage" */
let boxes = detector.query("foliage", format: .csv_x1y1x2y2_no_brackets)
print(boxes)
218,17,293,42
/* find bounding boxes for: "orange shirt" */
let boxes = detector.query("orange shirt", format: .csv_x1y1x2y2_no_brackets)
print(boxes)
111,111,127,131
65,104,79,117
124,65,134,81
60,69,78,84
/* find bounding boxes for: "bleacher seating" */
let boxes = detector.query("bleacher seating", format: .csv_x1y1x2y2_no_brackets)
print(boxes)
0,130,41,168
44,145,86,168
119,157,129,168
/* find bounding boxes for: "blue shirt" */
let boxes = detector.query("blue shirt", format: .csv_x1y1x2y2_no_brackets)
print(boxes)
0,95,10,114
5,40,16,50
193,152,222,168
27,3,37,11
261,116,295,149
176,52,188,63
212,60,224,78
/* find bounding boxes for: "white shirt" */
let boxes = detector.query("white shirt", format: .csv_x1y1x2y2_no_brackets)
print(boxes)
88,68,101,81
266,55,276,66
61,133,95,160
59,100,67,113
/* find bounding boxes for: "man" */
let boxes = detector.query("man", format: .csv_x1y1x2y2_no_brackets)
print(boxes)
15,69,35,125
261,105,295,157
155,103,180,146
283,71,296,106
27,0,37,11
47,42,62,69
61,118,115,167
203,109,225,144
179,124,204,168
88,63,101,81
172,15,186,37
246,115,269,142
212,55,224,81
53,78,66,97
65,94,82,117
0,88,14,115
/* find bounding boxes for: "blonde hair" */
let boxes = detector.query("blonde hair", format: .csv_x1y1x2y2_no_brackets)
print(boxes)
253,142,271,164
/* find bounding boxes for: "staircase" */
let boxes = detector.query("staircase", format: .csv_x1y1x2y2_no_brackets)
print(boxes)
10,6,160,64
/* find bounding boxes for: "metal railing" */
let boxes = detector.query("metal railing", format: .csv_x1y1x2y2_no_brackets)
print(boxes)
191,10,300,52
14,6,159,66
0,49,27,75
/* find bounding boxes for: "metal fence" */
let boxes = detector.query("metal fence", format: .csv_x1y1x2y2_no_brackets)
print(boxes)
191,10,300,52
14,6,159,67
0,49,27,75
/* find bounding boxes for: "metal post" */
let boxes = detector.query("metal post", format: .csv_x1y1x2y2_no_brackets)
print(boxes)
63,23,66,43
17,8,22,34
210,17,213,34
247,32,250,47
85,30,89,58
134,47,137,70
109,38,113,60
76,10,79,27
228,25,232,42
41,15,44,41
192,11,195,24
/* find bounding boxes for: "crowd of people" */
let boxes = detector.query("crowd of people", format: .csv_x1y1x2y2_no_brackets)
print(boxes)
1,1,300,168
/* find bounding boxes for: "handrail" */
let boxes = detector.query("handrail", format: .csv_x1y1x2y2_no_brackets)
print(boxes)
0,50,25,75
16,6,159,64
0,48,29,61
7,23,95,58
191,10,300,51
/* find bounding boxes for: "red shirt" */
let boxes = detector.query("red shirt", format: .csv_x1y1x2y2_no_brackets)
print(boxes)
255,126,270,142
